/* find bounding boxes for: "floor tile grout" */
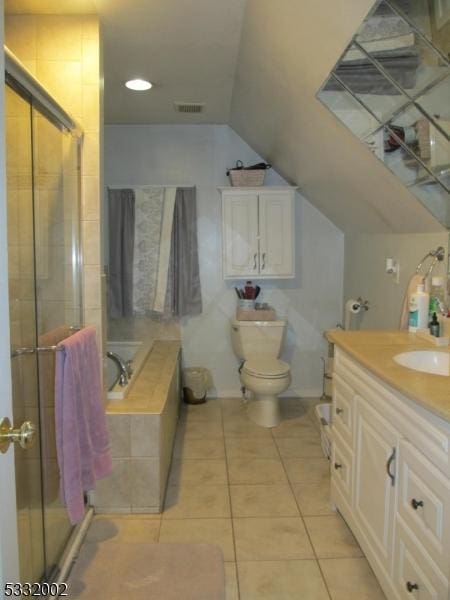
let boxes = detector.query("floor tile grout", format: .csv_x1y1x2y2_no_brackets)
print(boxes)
220,398,242,599
84,399,380,600
270,418,334,600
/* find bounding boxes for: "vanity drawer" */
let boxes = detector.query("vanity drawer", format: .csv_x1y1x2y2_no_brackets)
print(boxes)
331,429,353,509
394,517,449,600
397,440,450,577
332,373,354,446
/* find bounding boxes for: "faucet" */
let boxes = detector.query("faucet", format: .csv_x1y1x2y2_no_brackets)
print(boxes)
106,351,131,386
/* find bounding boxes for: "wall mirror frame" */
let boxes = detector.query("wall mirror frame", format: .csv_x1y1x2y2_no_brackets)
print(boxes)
317,0,450,227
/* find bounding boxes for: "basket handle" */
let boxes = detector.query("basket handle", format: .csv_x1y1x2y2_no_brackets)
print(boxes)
235,160,244,169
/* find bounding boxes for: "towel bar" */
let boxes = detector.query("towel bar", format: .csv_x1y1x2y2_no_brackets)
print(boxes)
11,345,65,358
10,327,82,358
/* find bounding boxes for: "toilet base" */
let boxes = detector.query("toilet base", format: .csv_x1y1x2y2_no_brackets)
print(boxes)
246,395,281,428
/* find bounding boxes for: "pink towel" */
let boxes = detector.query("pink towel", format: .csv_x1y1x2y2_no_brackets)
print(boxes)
55,326,112,524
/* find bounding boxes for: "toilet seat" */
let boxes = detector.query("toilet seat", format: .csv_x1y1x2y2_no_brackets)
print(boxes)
242,357,290,379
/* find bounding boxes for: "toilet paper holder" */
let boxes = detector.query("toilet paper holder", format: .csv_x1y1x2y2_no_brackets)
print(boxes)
344,297,370,330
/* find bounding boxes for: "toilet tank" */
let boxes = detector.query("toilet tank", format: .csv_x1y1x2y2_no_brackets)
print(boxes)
230,319,286,360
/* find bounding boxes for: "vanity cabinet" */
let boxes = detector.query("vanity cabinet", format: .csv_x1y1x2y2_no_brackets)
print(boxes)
220,187,295,279
331,348,450,600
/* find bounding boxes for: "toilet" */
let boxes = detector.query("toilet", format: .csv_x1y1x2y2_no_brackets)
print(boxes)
230,319,291,428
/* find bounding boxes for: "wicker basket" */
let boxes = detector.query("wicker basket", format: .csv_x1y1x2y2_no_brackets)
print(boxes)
229,169,266,187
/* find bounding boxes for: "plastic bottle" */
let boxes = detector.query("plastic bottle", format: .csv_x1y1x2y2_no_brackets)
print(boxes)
409,283,429,332
429,276,446,316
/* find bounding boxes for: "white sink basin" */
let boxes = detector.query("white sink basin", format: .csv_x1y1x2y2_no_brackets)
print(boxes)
394,350,450,376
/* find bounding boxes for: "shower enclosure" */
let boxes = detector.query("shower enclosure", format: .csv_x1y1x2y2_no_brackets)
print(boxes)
5,53,83,583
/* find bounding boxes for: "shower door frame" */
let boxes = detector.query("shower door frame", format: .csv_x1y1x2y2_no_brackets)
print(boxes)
0,26,20,589
0,41,84,588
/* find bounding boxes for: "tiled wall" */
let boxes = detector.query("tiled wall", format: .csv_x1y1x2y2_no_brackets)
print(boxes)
5,14,103,358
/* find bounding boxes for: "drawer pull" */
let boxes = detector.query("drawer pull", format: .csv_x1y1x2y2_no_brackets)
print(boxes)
336,407,344,415
334,462,342,470
406,582,419,593
411,498,424,510
386,448,396,486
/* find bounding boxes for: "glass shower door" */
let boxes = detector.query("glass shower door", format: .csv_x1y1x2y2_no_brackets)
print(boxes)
33,104,82,578
6,84,46,583
5,78,83,583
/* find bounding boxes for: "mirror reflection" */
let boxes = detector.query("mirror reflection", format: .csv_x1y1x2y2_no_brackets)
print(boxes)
317,0,450,227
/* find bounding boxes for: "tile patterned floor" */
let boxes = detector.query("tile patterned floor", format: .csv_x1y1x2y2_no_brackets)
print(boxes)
78,398,387,599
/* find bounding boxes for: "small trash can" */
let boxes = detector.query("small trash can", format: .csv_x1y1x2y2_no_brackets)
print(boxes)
183,367,208,404
315,403,332,460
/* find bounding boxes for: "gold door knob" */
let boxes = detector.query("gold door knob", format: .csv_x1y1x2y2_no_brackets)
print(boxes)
0,417,37,454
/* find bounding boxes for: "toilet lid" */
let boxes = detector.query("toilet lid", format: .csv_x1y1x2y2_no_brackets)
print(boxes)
243,357,290,378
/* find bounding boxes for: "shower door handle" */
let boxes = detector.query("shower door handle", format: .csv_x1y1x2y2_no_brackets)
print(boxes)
0,417,37,454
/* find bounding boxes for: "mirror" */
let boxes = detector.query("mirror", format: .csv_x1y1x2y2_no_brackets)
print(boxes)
317,0,450,227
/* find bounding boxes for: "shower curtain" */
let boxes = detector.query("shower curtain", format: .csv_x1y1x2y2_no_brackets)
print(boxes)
108,185,202,319
108,188,135,318
132,186,176,315
169,187,202,317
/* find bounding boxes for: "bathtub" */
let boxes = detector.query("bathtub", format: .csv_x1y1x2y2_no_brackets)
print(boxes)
106,339,153,401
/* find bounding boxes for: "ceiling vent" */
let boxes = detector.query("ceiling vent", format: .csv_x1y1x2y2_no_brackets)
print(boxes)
174,102,205,114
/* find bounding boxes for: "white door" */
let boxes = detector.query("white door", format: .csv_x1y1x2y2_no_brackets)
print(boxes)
0,20,21,587
354,395,399,578
222,191,259,278
258,191,294,277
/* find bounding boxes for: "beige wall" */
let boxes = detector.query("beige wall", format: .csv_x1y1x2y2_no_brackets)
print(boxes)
230,0,445,235
344,232,449,330
5,14,103,356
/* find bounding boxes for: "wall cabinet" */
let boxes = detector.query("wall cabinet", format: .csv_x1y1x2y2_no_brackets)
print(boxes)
331,348,450,600
220,187,295,279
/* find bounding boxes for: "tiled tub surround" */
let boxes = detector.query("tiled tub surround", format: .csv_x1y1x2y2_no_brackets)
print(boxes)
94,341,181,513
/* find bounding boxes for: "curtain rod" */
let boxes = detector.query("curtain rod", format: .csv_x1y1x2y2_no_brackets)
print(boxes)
107,185,196,189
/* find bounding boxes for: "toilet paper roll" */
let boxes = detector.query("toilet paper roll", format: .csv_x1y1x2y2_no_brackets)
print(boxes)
344,298,362,330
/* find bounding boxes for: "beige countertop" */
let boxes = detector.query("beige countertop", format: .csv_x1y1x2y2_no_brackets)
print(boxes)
106,340,181,415
326,329,450,423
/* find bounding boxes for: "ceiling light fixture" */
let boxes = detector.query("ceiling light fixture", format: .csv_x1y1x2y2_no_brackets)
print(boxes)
125,79,152,91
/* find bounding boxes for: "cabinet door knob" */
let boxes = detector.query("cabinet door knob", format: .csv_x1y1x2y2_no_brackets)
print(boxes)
411,498,424,510
336,407,344,415
406,582,419,592
334,462,342,470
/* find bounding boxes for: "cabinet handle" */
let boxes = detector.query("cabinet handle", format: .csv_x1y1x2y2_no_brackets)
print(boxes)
406,582,419,593
386,448,396,486
334,462,342,470
253,253,257,270
336,407,344,415
411,498,424,510
261,252,266,269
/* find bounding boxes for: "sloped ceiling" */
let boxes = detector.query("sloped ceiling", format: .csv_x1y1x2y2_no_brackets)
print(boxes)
6,0,446,234
229,0,445,234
